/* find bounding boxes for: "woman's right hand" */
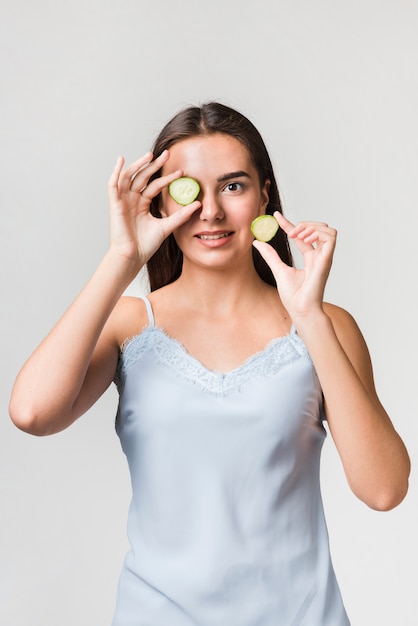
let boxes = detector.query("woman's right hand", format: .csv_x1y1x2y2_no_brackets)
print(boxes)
107,150,200,268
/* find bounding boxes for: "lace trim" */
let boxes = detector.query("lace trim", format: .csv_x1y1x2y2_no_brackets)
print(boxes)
115,326,312,396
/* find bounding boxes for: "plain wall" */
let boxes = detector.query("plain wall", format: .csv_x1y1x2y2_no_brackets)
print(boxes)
1,1,417,624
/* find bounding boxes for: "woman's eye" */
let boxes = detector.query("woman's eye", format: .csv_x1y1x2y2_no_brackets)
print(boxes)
224,182,243,193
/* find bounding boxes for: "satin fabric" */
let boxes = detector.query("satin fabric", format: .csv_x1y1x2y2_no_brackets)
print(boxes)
111,296,350,626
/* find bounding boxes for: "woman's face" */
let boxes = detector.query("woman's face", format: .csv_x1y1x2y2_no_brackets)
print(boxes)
161,133,270,272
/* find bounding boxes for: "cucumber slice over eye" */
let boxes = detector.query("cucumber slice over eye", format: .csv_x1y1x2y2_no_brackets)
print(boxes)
168,177,200,205
250,215,279,242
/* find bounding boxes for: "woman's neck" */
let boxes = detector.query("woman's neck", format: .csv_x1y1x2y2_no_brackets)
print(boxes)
169,258,272,317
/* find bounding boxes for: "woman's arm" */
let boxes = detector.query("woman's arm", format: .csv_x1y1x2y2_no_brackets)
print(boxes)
9,251,135,435
9,151,201,436
253,213,410,511
297,303,410,511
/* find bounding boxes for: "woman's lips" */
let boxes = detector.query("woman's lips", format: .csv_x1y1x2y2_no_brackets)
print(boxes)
195,231,234,246
196,231,233,240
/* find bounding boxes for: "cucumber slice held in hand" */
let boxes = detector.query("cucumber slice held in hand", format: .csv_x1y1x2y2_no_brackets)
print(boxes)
250,215,279,242
168,177,200,205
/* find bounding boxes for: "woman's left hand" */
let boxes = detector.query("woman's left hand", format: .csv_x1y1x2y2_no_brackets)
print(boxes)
253,211,337,320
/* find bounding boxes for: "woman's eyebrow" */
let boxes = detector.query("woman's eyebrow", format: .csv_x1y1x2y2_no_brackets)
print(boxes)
216,170,251,183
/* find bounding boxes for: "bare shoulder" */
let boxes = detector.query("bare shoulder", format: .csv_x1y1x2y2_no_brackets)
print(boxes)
323,302,375,387
108,295,151,347
323,302,360,332
323,302,367,347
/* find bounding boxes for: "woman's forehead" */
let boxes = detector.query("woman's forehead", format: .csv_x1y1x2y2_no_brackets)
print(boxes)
163,133,255,178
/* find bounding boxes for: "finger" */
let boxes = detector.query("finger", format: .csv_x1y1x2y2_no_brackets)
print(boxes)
275,212,314,254
126,150,171,194
118,152,154,191
274,211,295,232
107,156,125,206
294,224,336,249
277,213,333,253
161,200,201,234
141,168,183,201
293,225,319,246
252,239,288,281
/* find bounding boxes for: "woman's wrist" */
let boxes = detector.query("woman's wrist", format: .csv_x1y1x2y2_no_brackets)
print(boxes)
103,247,143,286
291,306,333,340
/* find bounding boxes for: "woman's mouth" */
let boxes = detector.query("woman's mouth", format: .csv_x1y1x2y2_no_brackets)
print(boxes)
196,232,233,240
194,231,234,247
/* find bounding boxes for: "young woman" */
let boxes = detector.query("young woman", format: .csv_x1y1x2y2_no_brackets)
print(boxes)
10,102,410,625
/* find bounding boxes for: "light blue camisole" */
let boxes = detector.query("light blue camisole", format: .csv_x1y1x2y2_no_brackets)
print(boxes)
112,296,350,625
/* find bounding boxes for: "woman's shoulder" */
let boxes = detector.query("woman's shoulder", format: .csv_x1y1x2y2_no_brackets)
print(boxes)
111,295,151,347
323,302,372,364
323,302,357,327
323,302,364,338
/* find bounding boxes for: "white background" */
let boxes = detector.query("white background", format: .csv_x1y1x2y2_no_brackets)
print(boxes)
1,1,417,624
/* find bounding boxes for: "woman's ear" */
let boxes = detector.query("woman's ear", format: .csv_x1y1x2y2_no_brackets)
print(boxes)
260,179,271,215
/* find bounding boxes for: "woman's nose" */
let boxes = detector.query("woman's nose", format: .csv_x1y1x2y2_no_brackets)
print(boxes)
198,191,224,221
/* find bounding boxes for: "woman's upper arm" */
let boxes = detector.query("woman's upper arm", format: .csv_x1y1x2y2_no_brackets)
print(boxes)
70,325,120,421
323,302,392,421
72,295,149,419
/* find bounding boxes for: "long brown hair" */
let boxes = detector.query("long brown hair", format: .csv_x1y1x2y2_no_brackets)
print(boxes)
147,102,293,291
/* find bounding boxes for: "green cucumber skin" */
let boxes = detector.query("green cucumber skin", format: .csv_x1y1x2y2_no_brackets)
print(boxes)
169,177,200,205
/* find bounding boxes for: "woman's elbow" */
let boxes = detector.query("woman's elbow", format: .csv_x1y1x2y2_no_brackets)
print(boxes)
367,481,409,511
9,396,59,436
360,465,411,511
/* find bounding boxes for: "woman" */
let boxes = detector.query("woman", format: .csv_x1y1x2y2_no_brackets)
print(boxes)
10,102,410,625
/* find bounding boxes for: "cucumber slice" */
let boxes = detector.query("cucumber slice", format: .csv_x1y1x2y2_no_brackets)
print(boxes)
250,215,279,242
168,177,200,205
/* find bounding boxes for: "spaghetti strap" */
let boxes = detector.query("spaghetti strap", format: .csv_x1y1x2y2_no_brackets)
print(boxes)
140,295,155,327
